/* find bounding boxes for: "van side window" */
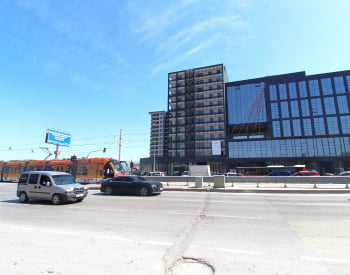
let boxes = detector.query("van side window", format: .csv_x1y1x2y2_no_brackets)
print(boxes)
29,174,39,184
40,175,51,186
18,174,29,184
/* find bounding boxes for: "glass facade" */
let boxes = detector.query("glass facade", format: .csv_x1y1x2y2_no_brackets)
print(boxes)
228,137,350,159
226,71,350,171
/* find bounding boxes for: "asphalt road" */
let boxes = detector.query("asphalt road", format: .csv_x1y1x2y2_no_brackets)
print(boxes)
0,182,349,275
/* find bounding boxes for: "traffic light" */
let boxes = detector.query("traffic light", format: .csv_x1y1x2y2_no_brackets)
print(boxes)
130,161,134,168
103,148,106,153
71,155,77,162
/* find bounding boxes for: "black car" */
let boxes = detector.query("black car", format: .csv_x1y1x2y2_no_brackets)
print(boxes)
100,175,163,196
267,171,292,176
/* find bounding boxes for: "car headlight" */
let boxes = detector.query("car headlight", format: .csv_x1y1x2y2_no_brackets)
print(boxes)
65,188,74,194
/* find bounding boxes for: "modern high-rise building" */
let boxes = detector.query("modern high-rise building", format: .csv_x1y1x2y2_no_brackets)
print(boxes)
149,111,166,158
226,70,350,174
166,64,228,174
142,66,350,175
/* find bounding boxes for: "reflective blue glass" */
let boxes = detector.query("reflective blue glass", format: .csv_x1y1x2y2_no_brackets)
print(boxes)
337,96,349,113
303,119,312,136
346,76,350,93
288,82,297,99
280,102,289,118
269,85,277,101
298,81,308,98
340,116,350,134
273,121,281,137
279,84,287,100
334,76,345,94
290,100,299,117
327,117,339,134
227,83,267,124
321,78,333,95
271,103,279,119
311,98,323,115
300,99,310,116
323,97,336,115
309,80,320,97
228,137,350,158
313,117,325,135
293,119,302,136
282,120,291,137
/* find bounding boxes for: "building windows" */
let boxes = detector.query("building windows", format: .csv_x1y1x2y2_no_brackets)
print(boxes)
309,79,320,97
282,120,291,137
323,97,336,115
269,85,277,101
290,100,300,117
298,81,308,98
311,98,323,115
272,121,281,137
337,96,349,113
327,117,339,135
334,76,346,94
340,115,350,134
280,102,289,118
300,99,310,116
279,84,287,100
288,82,297,99
271,103,279,119
293,119,302,136
314,117,325,135
321,78,333,95
303,119,312,136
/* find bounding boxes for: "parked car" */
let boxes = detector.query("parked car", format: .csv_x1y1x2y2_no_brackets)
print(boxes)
291,171,320,176
323,173,334,176
17,171,88,205
267,171,291,176
100,175,163,196
338,171,350,176
224,172,243,177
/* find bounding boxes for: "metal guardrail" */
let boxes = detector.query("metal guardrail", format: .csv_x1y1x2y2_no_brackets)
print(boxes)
145,176,350,189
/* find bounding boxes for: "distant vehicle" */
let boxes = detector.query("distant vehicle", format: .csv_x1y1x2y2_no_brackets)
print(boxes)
338,171,350,176
323,173,334,176
17,171,88,205
148,171,165,176
100,175,163,196
267,171,291,176
291,171,320,176
0,158,126,183
224,172,243,177
236,165,306,176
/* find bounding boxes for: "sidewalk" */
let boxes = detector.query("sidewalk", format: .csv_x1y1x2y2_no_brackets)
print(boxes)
87,183,350,194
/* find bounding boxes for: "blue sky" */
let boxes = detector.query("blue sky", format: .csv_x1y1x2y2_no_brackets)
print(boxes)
1,0,349,163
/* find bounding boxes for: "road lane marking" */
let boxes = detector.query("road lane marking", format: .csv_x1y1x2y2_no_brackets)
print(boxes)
168,211,263,220
302,256,350,264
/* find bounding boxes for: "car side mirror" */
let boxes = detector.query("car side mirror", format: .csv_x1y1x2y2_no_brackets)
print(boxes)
46,181,51,186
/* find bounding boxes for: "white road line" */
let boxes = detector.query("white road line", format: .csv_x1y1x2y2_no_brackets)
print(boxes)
302,256,350,264
168,211,263,220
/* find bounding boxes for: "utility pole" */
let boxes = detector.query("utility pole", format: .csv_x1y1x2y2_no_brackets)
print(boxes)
118,129,122,161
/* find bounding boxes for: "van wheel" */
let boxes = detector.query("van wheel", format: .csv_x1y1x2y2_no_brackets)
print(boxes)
52,194,61,205
19,192,28,203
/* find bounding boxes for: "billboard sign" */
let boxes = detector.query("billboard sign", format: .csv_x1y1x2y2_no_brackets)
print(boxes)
45,129,71,147
212,140,221,155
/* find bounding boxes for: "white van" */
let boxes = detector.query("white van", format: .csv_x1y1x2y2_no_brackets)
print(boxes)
17,171,88,205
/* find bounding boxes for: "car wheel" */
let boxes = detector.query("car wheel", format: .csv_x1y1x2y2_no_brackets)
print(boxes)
19,192,28,203
104,186,112,195
139,187,149,196
52,194,61,205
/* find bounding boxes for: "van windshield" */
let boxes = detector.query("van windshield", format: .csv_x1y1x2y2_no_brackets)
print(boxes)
52,175,76,185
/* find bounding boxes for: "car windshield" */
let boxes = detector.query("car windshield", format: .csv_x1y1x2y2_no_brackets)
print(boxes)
52,175,76,185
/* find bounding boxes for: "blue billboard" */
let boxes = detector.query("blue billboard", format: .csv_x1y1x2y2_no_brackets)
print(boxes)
45,129,71,147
